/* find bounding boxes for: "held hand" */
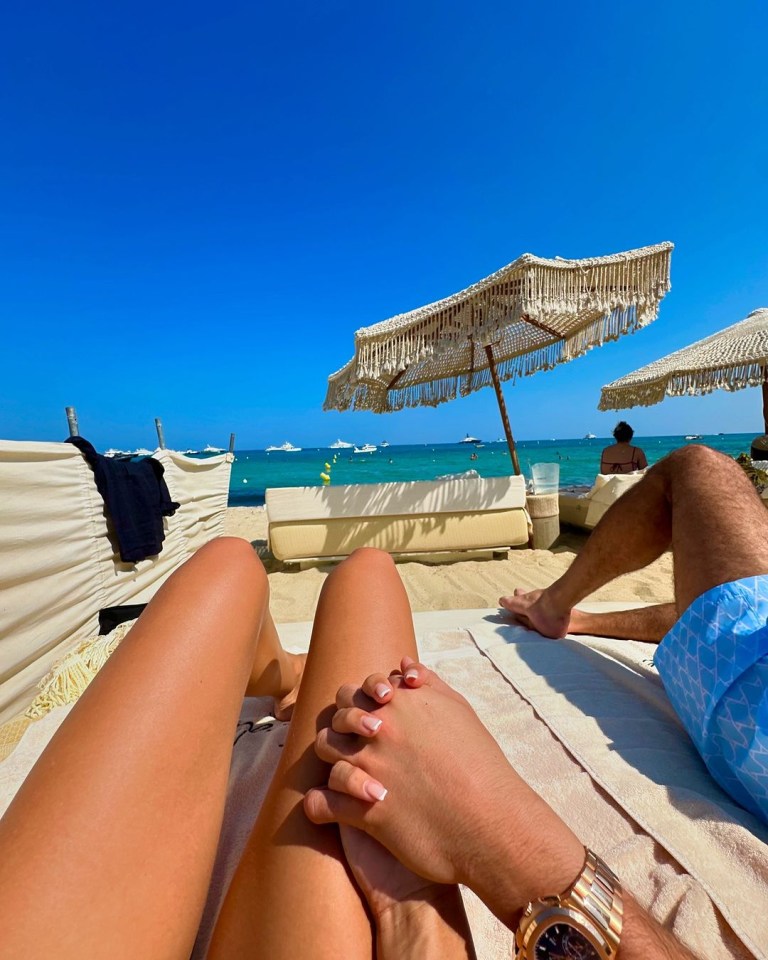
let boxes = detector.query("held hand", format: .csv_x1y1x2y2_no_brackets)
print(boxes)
338,824,444,919
305,664,523,887
304,660,586,926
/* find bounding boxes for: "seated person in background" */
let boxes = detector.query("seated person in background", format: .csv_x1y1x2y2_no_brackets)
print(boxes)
600,421,648,474
751,432,768,462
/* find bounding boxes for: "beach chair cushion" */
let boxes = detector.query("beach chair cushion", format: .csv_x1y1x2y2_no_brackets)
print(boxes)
559,472,645,530
266,476,530,561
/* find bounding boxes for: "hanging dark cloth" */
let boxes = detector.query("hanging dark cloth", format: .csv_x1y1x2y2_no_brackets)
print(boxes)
67,437,180,563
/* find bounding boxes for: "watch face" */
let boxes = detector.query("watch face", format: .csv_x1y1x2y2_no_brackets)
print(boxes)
533,922,599,960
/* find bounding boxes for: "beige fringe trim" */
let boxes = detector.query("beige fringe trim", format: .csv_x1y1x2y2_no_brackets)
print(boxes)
24,620,136,720
599,308,768,411
326,244,673,413
599,361,768,410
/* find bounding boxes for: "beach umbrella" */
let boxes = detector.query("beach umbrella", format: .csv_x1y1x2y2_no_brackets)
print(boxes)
324,243,673,474
599,308,768,439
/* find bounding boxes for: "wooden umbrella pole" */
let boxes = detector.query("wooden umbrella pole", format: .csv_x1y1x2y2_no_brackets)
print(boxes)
762,367,768,434
484,344,521,475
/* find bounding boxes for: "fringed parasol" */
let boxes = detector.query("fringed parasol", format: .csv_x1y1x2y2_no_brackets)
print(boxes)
325,242,673,474
599,308,768,428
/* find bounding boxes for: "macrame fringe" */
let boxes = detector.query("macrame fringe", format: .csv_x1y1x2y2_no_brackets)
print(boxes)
354,246,672,381
24,621,135,720
599,308,768,411
600,362,768,410
325,244,674,413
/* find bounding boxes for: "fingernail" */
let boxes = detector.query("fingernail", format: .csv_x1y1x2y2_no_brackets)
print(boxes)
374,684,391,699
404,668,419,681
364,779,388,801
361,715,382,733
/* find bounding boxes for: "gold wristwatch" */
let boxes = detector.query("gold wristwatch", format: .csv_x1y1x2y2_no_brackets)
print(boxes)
514,848,623,959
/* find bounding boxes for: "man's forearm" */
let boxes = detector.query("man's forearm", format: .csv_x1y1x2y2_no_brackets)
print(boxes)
569,602,677,643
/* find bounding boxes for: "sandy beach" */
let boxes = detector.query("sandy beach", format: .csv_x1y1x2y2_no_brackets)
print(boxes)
224,506,675,623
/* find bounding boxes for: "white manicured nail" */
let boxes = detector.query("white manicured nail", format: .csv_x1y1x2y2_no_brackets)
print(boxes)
374,684,391,699
361,715,382,733
364,780,388,801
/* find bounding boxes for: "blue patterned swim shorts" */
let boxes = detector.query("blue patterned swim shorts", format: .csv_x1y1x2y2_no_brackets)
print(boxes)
655,575,768,824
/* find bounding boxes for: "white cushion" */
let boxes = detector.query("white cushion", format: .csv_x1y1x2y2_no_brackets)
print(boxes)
266,475,527,523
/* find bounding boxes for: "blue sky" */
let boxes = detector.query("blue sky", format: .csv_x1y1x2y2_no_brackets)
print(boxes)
2,1,767,449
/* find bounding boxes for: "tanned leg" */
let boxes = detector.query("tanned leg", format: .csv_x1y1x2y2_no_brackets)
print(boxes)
567,603,676,643
210,547,474,960
0,537,290,960
501,446,768,636
246,608,306,718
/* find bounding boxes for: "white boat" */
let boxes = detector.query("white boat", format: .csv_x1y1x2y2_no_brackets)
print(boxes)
584,433,597,440
380,441,390,448
353,444,377,454
329,439,354,449
265,441,302,452
203,444,225,453
684,434,702,441
460,434,481,444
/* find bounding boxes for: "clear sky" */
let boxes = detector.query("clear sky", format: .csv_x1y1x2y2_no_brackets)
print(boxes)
2,1,767,450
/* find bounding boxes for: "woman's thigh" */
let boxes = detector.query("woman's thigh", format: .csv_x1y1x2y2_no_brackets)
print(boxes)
0,537,266,960
210,547,419,960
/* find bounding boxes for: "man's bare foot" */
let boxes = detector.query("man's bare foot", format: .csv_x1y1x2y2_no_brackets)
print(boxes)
273,652,306,721
498,588,571,639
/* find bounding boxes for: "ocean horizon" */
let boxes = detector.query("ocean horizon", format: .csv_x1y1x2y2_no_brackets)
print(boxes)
225,433,758,506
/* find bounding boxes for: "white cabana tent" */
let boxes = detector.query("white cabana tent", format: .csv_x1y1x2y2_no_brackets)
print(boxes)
0,442,233,723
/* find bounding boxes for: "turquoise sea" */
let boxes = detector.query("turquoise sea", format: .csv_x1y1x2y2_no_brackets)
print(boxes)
226,434,757,506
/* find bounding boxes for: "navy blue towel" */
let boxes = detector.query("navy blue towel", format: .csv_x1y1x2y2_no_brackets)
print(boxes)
67,437,180,563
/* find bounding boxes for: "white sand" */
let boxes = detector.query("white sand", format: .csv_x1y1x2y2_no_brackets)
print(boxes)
223,506,674,623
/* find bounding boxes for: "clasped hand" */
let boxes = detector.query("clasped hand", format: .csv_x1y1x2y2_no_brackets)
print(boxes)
304,658,586,924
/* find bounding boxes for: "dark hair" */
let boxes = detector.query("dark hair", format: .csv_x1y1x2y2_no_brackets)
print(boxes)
613,421,634,443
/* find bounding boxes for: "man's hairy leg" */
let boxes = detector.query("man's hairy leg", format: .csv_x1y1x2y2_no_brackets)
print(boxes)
502,445,768,636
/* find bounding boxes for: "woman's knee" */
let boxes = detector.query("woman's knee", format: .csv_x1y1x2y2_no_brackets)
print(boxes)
343,547,396,574
191,537,268,591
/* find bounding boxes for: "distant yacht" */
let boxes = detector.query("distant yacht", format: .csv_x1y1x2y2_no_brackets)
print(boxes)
203,444,225,453
266,441,302,452
329,439,354,449
380,441,390,448
684,434,702,441
584,433,597,440
353,444,377,454
460,434,481,444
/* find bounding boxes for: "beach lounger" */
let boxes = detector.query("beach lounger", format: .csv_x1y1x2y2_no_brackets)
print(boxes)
266,475,530,563
2,604,766,959
559,472,646,531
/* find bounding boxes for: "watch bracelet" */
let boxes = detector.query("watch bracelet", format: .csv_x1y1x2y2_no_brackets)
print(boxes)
514,848,623,958
566,848,623,955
